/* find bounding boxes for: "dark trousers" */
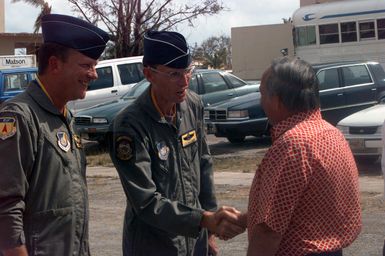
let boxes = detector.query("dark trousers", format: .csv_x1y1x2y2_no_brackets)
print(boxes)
306,249,342,256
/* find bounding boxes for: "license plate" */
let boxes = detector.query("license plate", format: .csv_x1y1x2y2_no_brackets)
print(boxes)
349,139,364,149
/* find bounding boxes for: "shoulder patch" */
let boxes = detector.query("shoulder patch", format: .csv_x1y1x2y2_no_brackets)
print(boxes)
0,117,17,140
116,136,133,161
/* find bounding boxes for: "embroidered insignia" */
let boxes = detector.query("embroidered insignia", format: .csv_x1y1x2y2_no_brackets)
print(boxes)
73,134,83,148
57,131,71,152
181,130,197,147
156,141,170,161
116,136,133,161
0,117,17,140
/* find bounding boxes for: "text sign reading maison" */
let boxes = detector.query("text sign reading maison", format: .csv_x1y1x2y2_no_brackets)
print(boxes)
0,55,37,69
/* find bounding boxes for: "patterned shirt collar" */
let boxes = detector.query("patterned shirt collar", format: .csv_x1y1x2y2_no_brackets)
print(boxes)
271,109,322,142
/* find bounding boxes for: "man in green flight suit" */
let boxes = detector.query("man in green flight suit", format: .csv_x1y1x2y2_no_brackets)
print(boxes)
0,14,109,256
109,31,244,256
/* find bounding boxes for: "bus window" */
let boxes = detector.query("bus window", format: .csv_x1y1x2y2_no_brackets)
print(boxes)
359,21,375,40
377,19,385,39
319,24,339,44
341,22,357,43
295,26,316,46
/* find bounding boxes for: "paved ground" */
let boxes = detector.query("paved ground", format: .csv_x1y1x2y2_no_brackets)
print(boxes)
86,135,385,255
87,167,384,256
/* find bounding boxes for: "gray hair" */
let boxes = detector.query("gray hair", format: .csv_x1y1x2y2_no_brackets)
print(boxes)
265,57,320,112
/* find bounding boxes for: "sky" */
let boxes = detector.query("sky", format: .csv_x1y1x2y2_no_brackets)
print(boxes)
4,0,300,45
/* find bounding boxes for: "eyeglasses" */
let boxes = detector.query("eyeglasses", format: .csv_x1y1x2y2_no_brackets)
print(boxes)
149,66,195,82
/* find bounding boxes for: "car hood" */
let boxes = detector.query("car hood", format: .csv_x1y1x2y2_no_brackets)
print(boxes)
338,104,385,126
207,92,261,110
75,97,135,120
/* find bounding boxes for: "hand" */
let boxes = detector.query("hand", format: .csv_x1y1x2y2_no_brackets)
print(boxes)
208,233,219,256
2,245,29,256
201,206,246,241
214,206,246,240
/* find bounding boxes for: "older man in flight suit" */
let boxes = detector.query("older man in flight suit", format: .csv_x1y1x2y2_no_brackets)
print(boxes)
0,14,109,256
109,31,244,256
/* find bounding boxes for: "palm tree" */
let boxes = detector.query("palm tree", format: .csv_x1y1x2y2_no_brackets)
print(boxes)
11,0,51,33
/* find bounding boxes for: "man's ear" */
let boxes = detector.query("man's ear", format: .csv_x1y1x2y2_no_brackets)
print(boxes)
48,56,61,74
143,67,154,83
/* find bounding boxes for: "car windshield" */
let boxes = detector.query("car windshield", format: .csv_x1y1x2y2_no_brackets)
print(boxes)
122,79,150,99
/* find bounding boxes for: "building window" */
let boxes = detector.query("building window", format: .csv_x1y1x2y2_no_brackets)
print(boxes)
319,23,339,44
359,21,375,40
294,26,316,46
341,22,357,43
377,18,385,40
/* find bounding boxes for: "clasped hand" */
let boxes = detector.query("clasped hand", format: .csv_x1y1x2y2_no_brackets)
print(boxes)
202,206,246,241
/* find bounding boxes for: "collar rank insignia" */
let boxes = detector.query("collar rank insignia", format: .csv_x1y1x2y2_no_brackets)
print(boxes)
57,131,71,152
181,130,197,147
156,141,170,161
73,134,83,148
116,136,133,161
0,117,17,140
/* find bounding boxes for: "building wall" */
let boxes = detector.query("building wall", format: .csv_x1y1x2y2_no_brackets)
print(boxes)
0,34,42,55
231,23,294,80
0,0,4,33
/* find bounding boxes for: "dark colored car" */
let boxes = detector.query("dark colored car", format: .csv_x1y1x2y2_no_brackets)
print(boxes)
74,69,259,144
205,61,385,143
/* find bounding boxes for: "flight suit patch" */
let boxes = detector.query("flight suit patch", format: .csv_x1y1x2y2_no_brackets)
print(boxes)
73,134,83,148
156,141,170,161
0,117,17,140
57,131,71,152
181,130,197,147
116,136,133,161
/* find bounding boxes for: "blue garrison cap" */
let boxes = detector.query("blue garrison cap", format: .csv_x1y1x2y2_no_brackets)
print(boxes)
41,14,109,60
143,31,192,69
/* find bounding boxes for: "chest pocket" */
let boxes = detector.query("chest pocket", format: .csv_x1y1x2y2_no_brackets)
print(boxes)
181,141,198,168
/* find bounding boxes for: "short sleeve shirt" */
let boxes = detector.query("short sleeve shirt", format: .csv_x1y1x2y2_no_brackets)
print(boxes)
247,110,361,256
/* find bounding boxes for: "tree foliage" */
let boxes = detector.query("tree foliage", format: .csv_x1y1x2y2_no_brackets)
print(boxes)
67,0,225,58
11,0,51,33
192,35,231,69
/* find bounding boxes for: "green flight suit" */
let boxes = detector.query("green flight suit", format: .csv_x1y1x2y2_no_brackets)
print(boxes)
109,86,217,256
0,81,89,256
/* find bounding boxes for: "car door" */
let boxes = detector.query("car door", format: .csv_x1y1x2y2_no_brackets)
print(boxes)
71,65,116,112
316,67,346,124
197,72,237,107
115,62,144,97
341,64,376,111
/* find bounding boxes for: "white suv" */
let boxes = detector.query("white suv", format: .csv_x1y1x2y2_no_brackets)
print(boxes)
68,56,143,114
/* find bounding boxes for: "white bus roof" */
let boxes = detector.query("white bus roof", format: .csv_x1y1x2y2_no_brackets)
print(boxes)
292,0,385,26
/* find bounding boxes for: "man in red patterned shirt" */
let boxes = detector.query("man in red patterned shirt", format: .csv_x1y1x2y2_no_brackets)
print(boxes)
233,57,361,256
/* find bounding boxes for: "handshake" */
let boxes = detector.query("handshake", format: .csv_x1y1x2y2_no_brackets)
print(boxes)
201,206,247,240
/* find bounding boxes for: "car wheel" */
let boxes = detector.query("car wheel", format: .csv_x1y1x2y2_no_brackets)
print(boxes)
227,136,246,144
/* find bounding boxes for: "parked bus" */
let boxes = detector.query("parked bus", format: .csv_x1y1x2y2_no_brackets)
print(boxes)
292,0,385,67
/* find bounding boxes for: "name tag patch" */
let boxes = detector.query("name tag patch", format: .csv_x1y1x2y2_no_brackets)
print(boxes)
181,130,197,147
